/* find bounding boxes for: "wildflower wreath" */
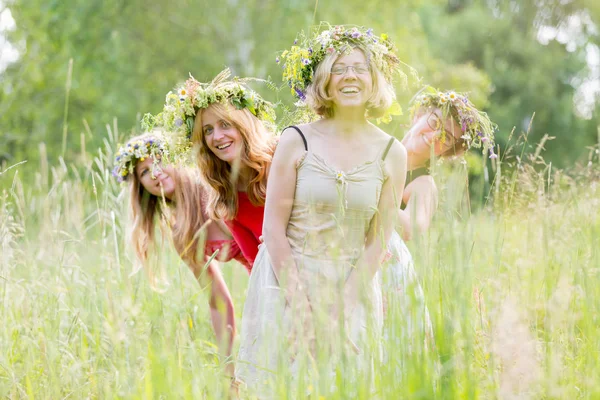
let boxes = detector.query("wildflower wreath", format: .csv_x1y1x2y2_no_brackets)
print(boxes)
112,135,166,182
409,86,498,158
142,69,276,160
277,23,418,123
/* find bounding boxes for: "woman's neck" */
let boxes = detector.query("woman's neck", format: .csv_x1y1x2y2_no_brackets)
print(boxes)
230,162,252,191
324,109,370,138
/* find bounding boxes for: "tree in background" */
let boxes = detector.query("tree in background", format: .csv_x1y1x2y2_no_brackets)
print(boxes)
420,1,599,167
1,0,596,170
0,0,440,167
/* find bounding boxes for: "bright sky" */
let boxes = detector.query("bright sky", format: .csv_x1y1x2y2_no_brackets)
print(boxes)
537,11,599,119
0,5,19,72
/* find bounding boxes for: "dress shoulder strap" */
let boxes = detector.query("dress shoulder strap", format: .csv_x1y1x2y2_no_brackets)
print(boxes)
285,125,308,151
381,137,395,161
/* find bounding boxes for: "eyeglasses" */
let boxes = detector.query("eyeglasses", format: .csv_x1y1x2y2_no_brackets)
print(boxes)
330,64,370,76
426,112,458,148
426,113,442,131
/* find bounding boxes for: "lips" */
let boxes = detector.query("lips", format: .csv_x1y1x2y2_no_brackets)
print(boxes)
216,142,232,150
157,176,171,188
340,86,360,94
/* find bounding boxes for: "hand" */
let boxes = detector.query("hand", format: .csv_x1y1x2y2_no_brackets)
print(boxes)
285,285,315,359
224,355,235,378
330,283,362,356
403,109,462,169
402,113,437,169
228,376,240,399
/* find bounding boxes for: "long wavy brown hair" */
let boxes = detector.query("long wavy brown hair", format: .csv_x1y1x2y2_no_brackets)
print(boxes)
192,102,276,220
128,151,209,281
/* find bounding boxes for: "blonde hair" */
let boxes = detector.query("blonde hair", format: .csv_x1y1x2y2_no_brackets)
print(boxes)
306,44,396,119
192,102,276,220
128,139,209,281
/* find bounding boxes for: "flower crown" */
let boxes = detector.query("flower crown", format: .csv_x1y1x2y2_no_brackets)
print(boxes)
277,23,416,123
409,86,498,159
112,134,166,182
142,69,277,160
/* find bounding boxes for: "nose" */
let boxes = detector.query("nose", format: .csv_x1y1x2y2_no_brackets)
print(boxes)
213,126,226,141
151,165,164,180
342,67,358,79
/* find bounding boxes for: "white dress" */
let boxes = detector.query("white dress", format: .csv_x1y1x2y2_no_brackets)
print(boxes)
381,230,433,352
236,141,394,394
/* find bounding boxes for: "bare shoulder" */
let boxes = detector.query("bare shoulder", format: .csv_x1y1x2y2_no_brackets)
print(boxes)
386,138,407,161
367,123,396,146
275,125,308,163
382,137,407,184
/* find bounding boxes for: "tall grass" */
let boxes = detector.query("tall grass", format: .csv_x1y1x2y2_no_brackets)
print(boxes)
0,123,599,398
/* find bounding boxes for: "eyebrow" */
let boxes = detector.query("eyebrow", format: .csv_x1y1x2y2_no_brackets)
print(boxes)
332,61,366,65
203,119,230,127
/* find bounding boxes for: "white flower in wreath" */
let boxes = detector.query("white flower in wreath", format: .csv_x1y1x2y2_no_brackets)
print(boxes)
177,87,188,100
373,42,388,55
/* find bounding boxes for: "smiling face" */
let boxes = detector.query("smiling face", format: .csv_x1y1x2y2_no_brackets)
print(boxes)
404,108,465,160
201,104,244,164
326,48,373,111
135,156,176,199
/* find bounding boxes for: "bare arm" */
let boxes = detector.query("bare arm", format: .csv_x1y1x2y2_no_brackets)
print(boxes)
262,128,306,291
398,175,438,241
192,261,236,376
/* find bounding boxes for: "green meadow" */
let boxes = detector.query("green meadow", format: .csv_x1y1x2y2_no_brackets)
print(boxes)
1,127,599,398
2,1,600,398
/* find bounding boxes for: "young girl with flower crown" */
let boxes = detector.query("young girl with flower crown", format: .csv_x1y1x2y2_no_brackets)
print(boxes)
113,132,251,376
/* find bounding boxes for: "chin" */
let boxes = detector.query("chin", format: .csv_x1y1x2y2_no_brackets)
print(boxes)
215,154,235,163
221,150,243,164
336,98,367,108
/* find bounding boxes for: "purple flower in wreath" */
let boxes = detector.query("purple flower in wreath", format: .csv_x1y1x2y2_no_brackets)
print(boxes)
302,58,310,66
366,28,373,37
308,47,313,55
294,87,306,101
276,56,280,64
489,148,498,159
351,31,361,38
461,121,467,132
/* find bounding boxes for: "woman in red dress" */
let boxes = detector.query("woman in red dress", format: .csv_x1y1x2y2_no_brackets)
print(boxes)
148,70,278,268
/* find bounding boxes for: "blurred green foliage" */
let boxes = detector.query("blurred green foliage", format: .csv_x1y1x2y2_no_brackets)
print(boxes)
0,0,598,169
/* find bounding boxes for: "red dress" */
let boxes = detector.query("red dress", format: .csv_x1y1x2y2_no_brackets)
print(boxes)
204,239,252,273
225,192,264,271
